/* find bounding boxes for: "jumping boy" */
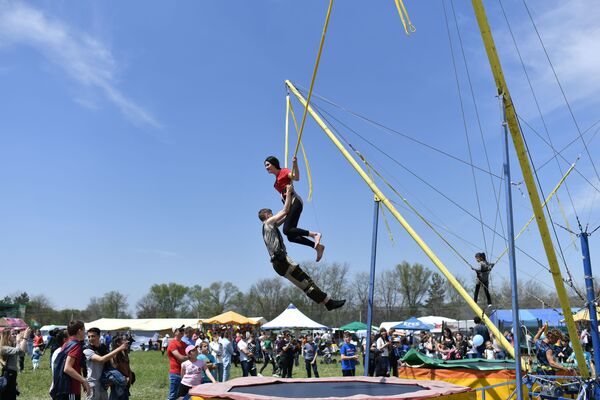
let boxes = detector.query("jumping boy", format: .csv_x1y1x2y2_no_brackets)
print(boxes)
258,184,345,311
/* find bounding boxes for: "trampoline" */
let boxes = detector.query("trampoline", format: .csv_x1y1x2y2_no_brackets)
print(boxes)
189,376,475,400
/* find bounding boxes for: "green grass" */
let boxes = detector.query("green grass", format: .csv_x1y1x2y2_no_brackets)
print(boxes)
17,351,365,399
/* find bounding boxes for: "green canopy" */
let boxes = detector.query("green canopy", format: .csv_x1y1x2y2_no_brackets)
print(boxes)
339,321,369,331
401,349,516,371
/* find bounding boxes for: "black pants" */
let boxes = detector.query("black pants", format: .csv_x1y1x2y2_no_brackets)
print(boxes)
2,369,18,400
305,359,319,378
389,354,398,377
279,356,293,378
474,280,492,304
259,352,277,375
283,196,314,248
272,257,327,304
342,369,355,376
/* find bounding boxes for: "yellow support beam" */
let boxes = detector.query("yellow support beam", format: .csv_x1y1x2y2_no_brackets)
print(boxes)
285,79,518,361
494,162,576,265
471,0,589,377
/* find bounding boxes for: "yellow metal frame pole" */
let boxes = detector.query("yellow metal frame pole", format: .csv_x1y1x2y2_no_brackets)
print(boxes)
285,79,517,360
471,0,589,377
494,162,576,264
284,94,290,169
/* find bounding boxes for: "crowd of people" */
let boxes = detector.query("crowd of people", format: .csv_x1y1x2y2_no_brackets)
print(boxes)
0,319,596,400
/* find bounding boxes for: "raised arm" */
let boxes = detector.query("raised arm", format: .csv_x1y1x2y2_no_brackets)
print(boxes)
289,156,300,181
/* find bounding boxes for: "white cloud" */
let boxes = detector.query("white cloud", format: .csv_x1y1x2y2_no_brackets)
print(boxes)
0,1,161,128
499,0,600,112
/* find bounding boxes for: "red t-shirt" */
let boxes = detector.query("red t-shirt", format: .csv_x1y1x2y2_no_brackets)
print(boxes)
167,338,187,374
33,335,44,347
274,168,291,194
63,338,83,395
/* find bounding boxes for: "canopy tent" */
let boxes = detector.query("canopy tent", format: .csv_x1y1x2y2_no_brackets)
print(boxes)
417,316,457,333
339,321,369,331
203,311,257,325
249,317,267,325
262,304,328,330
0,317,28,330
84,318,202,332
393,317,434,331
490,308,578,327
563,308,600,322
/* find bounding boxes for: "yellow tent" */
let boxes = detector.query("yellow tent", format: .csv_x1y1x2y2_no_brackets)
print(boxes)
202,311,257,325
568,308,600,322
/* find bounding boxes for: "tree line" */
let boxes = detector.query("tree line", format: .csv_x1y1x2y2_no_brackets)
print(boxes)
3,261,594,328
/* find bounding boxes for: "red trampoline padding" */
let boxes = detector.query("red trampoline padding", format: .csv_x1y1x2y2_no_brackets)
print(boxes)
189,376,475,400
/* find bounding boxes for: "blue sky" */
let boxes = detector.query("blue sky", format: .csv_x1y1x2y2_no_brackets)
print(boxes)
1,0,599,311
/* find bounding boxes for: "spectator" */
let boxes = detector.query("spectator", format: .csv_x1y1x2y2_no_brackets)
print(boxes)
109,336,134,400
278,331,294,378
31,345,42,370
84,327,128,400
179,345,216,399
208,334,224,382
302,334,319,378
167,325,188,400
0,326,31,400
388,328,399,377
198,341,219,383
484,341,495,360
533,322,572,375
182,327,195,347
219,331,234,381
375,329,391,377
161,334,169,356
438,327,457,360
339,332,358,376
259,332,277,377
473,316,490,358
454,332,468,359
237,334,256,377
33,329,44,350
54,320,91,400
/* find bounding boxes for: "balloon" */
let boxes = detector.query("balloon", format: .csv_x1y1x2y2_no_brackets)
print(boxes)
473,334,484,347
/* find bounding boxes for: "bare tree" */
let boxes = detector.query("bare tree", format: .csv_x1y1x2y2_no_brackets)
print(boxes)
376,269,400,321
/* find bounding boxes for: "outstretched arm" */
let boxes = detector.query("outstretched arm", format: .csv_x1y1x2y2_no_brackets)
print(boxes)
265,185,294,227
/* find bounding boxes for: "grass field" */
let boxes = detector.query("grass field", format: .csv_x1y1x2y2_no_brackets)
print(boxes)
18,351,365,399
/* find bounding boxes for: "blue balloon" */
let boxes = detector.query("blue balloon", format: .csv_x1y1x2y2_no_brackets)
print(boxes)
473,334,484,347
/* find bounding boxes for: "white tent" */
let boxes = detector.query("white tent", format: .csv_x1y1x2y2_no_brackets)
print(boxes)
85,318,202,332
417,316,457,333
262,304,328,330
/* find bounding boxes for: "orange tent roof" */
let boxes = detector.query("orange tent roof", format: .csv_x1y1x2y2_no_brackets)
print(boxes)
202,311,257,325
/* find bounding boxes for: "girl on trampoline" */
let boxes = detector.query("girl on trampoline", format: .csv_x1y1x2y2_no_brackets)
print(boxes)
472,252,494,307
264,155,325,262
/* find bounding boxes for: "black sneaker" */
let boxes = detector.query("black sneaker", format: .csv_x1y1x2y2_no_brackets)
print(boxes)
325,299,346,311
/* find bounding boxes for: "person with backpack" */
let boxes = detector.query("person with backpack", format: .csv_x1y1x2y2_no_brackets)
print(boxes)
83,328,128,400
51,320,90,400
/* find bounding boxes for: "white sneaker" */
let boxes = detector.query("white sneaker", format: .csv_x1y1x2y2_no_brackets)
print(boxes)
257,373,263,377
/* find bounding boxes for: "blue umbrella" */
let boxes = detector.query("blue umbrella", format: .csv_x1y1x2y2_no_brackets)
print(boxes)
392,317,434,331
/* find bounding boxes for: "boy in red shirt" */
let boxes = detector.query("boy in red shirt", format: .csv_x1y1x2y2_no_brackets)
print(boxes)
57,320,90,400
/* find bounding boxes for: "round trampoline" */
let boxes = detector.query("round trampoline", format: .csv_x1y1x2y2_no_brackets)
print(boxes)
189,376,475,400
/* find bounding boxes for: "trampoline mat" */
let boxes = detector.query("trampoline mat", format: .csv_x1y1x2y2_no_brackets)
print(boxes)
230,381,421,398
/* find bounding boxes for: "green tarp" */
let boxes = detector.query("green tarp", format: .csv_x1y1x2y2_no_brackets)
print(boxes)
401,349,516,371
339,321,369,331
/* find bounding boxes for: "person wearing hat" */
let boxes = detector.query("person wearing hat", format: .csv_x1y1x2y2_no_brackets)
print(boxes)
178,345,215,399
258,184,345,311
167,325,188,400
